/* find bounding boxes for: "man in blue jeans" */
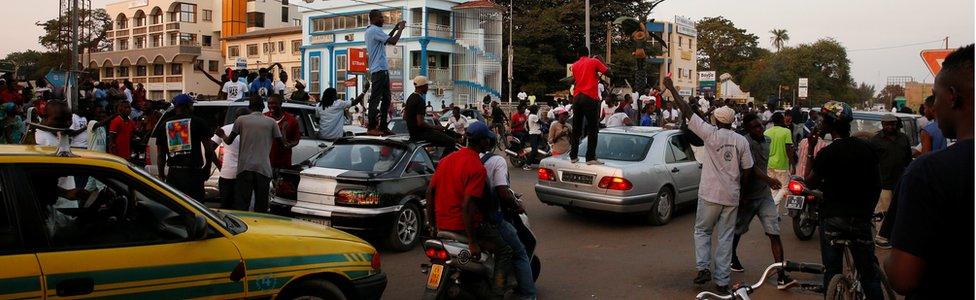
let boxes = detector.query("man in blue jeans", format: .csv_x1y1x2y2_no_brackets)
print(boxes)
481,136,537,300
364,9,406,136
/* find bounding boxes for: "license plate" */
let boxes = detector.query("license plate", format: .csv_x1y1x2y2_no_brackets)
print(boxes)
426,264,444,289
785,195,805,210
561,172,594,184
300,216,331,227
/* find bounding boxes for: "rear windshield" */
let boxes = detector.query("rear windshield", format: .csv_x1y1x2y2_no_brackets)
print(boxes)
313,144,406,173
578,133,653,162
850,118,918,144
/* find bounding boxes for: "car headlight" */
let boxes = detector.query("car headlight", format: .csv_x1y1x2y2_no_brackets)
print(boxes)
335,189,381,205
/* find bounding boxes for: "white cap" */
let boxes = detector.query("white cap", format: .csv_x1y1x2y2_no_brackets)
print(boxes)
714,106,736,124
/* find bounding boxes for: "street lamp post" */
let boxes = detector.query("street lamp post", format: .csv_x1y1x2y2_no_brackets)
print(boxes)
585,0,590,54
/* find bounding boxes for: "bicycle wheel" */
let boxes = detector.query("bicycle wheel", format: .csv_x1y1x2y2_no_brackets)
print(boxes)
826,275,854,300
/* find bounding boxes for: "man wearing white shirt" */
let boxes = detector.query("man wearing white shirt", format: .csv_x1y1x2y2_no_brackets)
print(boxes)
661,102,680,127
272,71,289,96
698,97,711,114
222,72,248,102
517,91,528,102
212,120,241,209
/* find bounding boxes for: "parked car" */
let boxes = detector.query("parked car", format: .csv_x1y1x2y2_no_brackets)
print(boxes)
145,100,363,199
849,110,921,145
270,136,448,251
0,143,386,299
535,127,701,225
388,116,437,136
438,109,486,128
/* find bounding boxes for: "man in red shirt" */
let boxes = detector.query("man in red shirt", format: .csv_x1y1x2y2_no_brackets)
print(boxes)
510,103,528,146
570,44,611,165
264,95,301,172
427,121,513,300
108,101,136,160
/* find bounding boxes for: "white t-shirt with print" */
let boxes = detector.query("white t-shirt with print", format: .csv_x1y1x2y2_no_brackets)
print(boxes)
527,114,542,135
70,114,89,148
687,114,754,206
222,81,247,101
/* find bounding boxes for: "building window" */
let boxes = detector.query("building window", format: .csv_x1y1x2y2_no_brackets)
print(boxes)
179,3,196,23
263,42,271,53
310,11,401,33
151,34,163,47
136,65,147,76
281,7,289,23
118,66,130,77
134,36,146,49
117,38,129,50
247,44,258,57
203,9,212,22
247,12,265,28
202,35,212,47
336,54,347,100
151,11,163,24
117,15,128,29
678,68,683,79
278,41,285,53
209,60,219,72
291,40,301,54
153,64,164,76
194,60,205,72
171,63,182,75
678,37,682,48
135,15,146,27
228,45,240,57
179,33,196,46
309,55,320,94
104,67,114,78
281,0,288,4
291,67,301,81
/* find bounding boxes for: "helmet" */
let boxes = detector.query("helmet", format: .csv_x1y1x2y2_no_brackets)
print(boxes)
820,101,852,124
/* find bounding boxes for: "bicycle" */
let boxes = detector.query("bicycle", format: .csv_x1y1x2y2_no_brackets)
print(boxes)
824,238,897,300
696,261,825,300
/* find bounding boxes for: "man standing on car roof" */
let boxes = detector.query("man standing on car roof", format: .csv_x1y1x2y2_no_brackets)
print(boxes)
664,76,753,293
427,121,513,300
365,9,406,136
156,94,217,201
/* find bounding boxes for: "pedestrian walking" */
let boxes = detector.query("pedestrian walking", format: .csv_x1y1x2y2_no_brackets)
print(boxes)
869,113,912,249
365,9,406,136
764,112,795,209
730,113,797,289
664,77,753,293
569,43,610,165
548,108,572,156
155,94,217,201
885,44,973,299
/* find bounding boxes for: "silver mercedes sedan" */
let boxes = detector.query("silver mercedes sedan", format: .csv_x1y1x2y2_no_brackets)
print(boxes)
534,127,702,225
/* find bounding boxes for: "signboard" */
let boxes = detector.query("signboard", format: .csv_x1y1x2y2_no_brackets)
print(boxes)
310,34,334,45
920,49,953,76
386,45,404,102
348,48,368,74
235,57,247,70
675,16,697,37
129,0,148,8
680,50,693,60
698,71,716,94
344,76,358,87
679,88,692,97
798,77,808,98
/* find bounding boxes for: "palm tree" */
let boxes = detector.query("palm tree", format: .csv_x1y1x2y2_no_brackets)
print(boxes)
770,29,790,52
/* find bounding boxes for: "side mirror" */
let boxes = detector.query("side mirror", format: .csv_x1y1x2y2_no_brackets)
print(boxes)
185,214,209,241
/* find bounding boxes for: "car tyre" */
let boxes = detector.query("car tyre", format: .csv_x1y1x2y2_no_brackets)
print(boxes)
387,203,422,252
280,279,347,300
647,187,675,226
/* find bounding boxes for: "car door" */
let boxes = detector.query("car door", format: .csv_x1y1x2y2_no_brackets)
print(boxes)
17,164,246,299
0,169,44,299
665,134,702,203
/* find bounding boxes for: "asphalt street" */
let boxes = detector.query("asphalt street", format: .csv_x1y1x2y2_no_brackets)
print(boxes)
376,165,893,300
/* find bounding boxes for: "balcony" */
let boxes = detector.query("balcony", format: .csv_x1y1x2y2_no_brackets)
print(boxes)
133,27,147,35
166,23,180,31
116,29,130,37
411,23,452,39
87,44,202,67
149,24,164,33
409,67,451,88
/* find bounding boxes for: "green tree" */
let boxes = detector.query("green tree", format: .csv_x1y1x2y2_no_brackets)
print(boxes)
507,0,665,98
852,82,877,108
741,38,854,107
36,8,112,54
769,29,789,52
3,50,63,81
695,16,764,82
877,84,905,108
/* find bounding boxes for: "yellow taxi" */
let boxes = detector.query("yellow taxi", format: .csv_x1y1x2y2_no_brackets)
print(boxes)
0,144,386,299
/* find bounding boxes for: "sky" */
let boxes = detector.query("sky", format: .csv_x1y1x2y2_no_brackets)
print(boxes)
1,0,973,90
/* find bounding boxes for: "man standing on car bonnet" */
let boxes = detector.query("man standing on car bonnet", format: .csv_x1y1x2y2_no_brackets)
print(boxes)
364,9,406,136
664,76,753,293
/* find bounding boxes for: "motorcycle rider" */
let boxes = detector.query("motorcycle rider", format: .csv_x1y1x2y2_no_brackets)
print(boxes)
426,121,514,300
807,101,884,298
481,132,538,300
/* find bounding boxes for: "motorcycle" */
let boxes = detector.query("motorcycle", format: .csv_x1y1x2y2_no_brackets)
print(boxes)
504,135,550,168
785,177,822,241
420,197,541,300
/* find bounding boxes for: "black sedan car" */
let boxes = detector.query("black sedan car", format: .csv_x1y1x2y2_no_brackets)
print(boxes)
270,136,441,251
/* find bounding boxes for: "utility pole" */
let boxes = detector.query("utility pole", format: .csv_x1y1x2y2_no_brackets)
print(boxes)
69,0,80,111
585,0,590,54
507,0,513,102
606,21,611,64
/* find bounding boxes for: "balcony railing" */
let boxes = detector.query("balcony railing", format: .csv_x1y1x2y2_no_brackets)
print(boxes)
409,67,451,87
166,23,180,31
148,77,165,83
411,23,452,39
149,24,164,33
165,76,182,83
132,27,147,35
116,29,130,37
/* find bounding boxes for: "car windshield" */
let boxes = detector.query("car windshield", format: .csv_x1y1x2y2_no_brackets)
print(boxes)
314,143,407,173
577,133,653,162
850,117,918,144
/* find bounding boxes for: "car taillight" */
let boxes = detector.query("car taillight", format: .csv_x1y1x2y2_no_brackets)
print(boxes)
598,176,633,190
538,168,556,181
424,247,449,261
336,190,381,205
788,180,805,194
371,252,381,270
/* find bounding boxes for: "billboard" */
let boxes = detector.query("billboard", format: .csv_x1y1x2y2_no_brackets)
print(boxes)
675,16,697,37
386,45,404,103
698,71,716,94
348,48,368,74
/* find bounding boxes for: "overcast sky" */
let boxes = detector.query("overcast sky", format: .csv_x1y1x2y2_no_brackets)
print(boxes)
1,0,973,90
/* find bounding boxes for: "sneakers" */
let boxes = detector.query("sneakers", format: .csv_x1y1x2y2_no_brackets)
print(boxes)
586,160,604,165
693,269,711,285
776,273,798,290
730,258,745,273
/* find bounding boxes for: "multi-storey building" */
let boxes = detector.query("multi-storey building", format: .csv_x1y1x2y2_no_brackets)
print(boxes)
647,16,699,97
297,0,503,106
223,26,303,92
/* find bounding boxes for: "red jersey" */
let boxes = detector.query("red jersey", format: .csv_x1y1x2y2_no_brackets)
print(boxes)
108,115,136,159
430,147,488,231
265,111,301,168
511,112,527,133
571,56,609,100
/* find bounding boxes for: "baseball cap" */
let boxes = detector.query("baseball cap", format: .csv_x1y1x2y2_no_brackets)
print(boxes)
465,121,497,140
413,76,430,87
172,94,195,106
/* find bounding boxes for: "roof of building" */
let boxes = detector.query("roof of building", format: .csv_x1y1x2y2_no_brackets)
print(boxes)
453,0,505,10
223,26,303,41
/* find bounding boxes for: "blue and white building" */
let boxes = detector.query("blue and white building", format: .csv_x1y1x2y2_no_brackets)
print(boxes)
298,0,504,108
